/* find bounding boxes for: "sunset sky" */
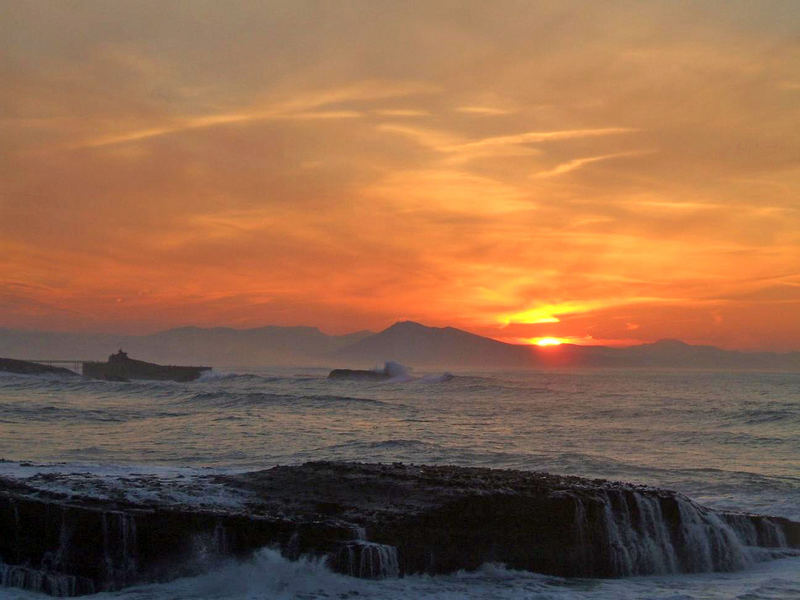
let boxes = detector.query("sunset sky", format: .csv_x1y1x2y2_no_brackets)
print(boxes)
2,1,799,350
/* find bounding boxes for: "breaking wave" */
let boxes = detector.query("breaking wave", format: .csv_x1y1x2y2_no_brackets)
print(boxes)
3,548,799,600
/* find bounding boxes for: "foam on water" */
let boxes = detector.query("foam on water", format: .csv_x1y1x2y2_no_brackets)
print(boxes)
2,547,799,600
0,461,252,509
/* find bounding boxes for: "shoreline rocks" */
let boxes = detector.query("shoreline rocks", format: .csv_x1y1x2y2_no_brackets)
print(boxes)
1,461,798,596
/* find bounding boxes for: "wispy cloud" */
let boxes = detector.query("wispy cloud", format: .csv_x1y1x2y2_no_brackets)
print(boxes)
378,124,638,164
376,123,459,151
456,106,512,115
445,128,638,154
373,109,430,117
625,199,722,211
75,110,366,149
364,169,533,215
533,149,654,178
71,81,435,149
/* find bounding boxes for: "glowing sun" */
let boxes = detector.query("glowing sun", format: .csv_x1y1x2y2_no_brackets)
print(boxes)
533,337,564,347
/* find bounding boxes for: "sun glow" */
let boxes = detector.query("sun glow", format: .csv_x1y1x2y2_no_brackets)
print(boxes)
498,302,600,326
533,337,564,346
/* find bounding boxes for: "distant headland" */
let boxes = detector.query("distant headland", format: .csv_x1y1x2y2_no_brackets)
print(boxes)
1,321,798,371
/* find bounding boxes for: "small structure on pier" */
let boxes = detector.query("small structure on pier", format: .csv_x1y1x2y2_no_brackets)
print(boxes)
82,350,211,382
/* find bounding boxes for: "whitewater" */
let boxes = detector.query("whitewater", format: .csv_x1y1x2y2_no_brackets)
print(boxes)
0,366,798,599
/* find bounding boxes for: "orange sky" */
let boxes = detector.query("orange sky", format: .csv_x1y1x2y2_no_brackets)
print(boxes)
2,1,799,350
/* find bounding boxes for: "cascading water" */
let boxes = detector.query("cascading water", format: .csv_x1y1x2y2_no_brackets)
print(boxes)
330,523,399,578
332,541,400,579
721,513,789,549
0,560,89,597
101,511,138,588
569,488,794,577
630,491,679,573
213,520,230,555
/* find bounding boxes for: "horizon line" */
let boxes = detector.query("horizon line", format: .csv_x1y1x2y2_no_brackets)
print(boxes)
1,320,798,355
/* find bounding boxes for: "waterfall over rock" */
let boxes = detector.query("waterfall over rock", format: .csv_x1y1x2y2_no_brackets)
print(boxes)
1,462,798,596
331,541,400,578
569,489,754,576
0,560,94,596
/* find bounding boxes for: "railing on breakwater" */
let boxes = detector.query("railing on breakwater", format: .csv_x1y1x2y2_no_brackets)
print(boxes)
18,360,86,375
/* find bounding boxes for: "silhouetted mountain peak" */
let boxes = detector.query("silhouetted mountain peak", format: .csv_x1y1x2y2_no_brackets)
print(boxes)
650,339,690,348
382,321,490,340
336,320,533,367
384,320,428,332
1,324,798,370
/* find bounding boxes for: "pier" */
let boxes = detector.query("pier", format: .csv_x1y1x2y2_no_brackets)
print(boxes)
17,360,86,375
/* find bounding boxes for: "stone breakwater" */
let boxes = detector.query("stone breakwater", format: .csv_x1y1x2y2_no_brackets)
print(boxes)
0,358,78,377
1,462,798,596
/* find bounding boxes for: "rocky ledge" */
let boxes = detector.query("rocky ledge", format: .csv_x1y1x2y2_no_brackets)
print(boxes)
1,461,798,596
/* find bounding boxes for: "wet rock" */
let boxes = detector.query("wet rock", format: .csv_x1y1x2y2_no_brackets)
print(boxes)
0,462,798,596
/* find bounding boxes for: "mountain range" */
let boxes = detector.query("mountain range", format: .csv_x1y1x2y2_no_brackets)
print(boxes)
1,321,798,371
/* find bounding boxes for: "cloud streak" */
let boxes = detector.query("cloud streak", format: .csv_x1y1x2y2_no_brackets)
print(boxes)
456,106,512,115
378,124,639,166
533,150,655,178
70,80,436,149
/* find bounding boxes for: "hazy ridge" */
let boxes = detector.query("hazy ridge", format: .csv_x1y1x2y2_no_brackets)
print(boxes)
1,321,798,370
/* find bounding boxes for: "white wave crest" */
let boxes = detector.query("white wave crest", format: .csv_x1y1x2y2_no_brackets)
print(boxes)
25,547,797,600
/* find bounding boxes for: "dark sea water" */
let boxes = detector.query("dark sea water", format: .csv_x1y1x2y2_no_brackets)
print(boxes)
0,366,798,599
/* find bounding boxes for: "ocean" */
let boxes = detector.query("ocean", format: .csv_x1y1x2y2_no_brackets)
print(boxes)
0,366,798,599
